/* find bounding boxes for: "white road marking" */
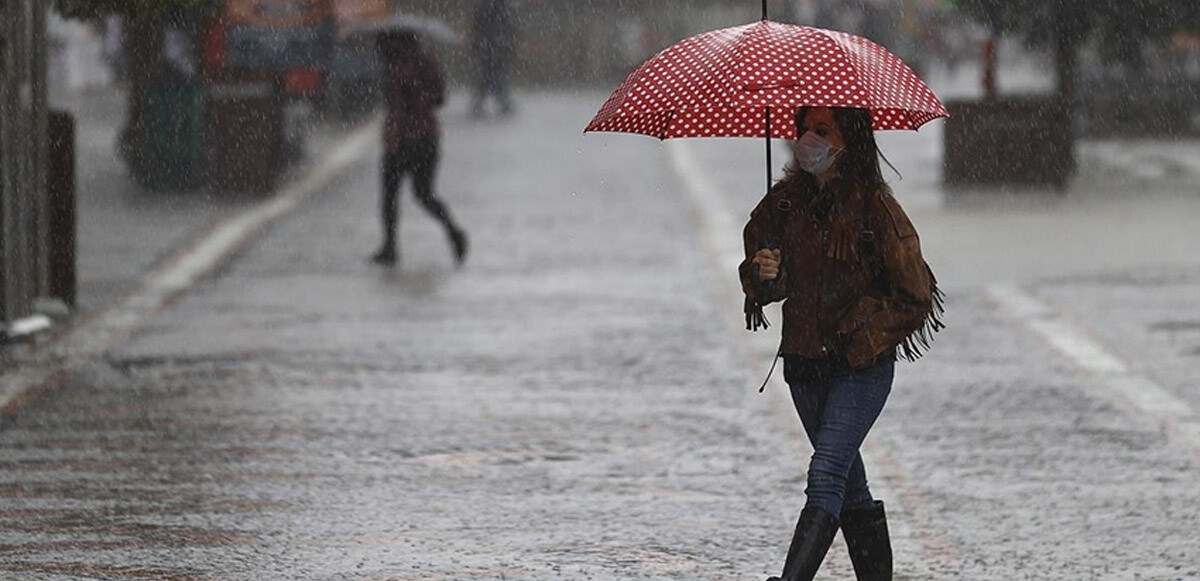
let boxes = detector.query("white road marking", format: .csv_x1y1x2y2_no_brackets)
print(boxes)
664,141,746,271
986,284,1198,441
0,120,380,414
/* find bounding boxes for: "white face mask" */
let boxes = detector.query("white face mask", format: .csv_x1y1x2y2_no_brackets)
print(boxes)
794,131,842,176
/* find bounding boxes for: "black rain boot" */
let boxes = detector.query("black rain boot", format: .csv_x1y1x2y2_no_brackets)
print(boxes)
448,227,469,266
372,211,398,265
766,506,840,581
370,242,398,265
841,501,893,581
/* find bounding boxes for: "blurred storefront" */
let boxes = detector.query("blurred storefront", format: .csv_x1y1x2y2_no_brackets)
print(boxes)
393,0,957,88
398,0,781,87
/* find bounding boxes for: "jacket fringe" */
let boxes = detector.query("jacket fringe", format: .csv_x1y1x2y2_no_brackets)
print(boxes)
745,297,770,331
896,263,946,362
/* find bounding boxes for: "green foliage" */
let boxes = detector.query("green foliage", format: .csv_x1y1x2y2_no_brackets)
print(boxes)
954,0,1200,71
56,0,221,21
954,0,1200,38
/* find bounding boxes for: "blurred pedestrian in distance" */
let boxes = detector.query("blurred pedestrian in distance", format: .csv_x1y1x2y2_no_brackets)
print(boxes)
103,15,127,84
741,106,942,581
372,31,468,266
470,0,516,117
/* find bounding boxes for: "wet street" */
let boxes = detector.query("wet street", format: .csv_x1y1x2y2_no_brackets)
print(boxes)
3,91,1200,580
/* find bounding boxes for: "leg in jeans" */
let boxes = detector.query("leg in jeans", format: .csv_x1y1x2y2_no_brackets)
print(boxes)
791,385,876,514
787,357,894,518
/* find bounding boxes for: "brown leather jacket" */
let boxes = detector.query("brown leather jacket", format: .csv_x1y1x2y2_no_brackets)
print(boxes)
739,174,939,368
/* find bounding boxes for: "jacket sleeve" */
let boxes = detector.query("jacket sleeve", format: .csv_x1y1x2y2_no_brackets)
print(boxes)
838,190,933,367
738,192,787,304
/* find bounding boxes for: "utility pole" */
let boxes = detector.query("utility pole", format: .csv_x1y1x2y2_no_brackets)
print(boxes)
0,0,51,339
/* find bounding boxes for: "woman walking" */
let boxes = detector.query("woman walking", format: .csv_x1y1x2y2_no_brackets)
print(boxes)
372,31,467,266
740,106,943,581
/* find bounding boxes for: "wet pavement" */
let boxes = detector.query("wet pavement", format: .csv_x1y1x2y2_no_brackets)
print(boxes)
2,88,1200,580
49,88,360,317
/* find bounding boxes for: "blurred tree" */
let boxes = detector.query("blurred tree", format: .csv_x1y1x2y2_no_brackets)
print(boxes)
947,0,1200,186
955,0,1200,100
56,0,219,19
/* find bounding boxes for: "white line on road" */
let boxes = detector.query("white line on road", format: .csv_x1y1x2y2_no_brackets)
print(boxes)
0,120,380,415
985,284,1199,445
664,141,746,271
664,140,788,395
988,284,1130,374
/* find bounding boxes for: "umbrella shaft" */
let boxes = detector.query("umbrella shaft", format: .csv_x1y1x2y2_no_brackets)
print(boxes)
765,106,771,195
762,0,767,20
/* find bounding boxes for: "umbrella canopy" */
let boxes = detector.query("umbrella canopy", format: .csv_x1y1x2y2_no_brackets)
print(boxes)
585,20,948,140
344,13,461,45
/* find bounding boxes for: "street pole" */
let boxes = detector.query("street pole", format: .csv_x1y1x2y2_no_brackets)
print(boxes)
981,33,996,100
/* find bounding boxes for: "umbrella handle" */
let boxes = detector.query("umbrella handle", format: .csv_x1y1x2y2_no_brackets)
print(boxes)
746,260,776,333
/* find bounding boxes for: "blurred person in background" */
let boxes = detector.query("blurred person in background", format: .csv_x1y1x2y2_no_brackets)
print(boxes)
741,106,941,581
470,0,516,117
372,30,468,266
103,15,127,84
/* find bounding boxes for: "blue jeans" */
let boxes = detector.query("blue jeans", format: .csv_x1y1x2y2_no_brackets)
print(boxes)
784,355,894,518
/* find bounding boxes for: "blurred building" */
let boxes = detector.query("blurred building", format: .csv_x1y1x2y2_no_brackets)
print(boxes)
395,0,960,88
398,0,801,87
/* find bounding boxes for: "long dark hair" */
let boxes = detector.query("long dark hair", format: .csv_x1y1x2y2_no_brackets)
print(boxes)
782,107,885,193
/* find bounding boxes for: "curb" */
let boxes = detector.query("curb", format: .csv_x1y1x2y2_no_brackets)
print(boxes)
0,119,379,418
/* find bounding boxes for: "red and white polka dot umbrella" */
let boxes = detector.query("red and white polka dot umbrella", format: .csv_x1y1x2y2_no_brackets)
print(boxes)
585,20,949,139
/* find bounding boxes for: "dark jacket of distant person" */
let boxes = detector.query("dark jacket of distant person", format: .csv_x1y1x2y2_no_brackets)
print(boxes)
380,33,445,150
